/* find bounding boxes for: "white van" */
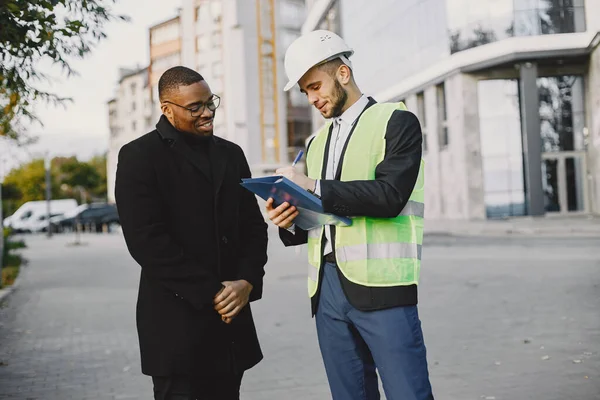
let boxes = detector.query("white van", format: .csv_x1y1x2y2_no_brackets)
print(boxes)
3,199,78,232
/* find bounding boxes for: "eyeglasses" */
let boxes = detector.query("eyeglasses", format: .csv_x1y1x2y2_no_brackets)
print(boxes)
162,94,221,117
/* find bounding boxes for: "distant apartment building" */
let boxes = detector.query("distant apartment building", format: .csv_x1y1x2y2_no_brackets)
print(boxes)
302,0,600,220
149,16,183,123
106,0,312,202
178,0,311,169
106,67,152,203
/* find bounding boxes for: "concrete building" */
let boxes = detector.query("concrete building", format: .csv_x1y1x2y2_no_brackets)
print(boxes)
107,1,312,201
106,67,152,203
106,16,182,203
178,0,311,170
301,0,600,220
149,16,183,123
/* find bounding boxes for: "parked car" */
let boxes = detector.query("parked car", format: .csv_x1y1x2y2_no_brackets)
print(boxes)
3,199,78,233
23,212,66,233
50,203,119,233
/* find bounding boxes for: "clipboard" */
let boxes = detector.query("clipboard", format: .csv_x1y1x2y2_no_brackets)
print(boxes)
240,176,352,231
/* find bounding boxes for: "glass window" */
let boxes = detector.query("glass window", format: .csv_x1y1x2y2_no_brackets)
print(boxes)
212,31,222,48
538,75,585,152
196,4,210,23
212,61,223,78
416,92,426,128
447,0,586,54
436,83,448,149
416,92,427,152
478,79,526,218
542,158,560,212
210,1,222,22
151,21,180,46
152,52,180,77
197,35,209,52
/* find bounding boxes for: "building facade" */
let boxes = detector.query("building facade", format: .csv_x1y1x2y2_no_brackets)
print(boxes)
149,16,183,123
179,0,311,169
107,0,312,202
302,0,600,219
106,67,152,203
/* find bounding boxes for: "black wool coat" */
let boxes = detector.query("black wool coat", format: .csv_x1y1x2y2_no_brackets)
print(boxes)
115,116,268,377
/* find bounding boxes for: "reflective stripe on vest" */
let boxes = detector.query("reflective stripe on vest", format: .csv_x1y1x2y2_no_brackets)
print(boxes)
337,243,422,263
305,101,425,297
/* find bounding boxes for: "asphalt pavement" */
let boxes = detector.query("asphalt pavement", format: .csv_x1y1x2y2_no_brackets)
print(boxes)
0,230,598,399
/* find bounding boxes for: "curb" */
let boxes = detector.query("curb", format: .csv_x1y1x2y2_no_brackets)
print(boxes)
0,269,23,304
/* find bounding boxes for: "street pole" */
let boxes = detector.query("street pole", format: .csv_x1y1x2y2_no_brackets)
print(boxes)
45,155,52,238
74,186,83,245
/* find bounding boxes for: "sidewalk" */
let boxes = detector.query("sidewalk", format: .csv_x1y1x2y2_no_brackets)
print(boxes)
425,214,600,237
257,195,600,238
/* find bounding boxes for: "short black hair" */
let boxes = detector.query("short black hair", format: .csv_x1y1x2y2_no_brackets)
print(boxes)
158,66,204,101
317,57,350,78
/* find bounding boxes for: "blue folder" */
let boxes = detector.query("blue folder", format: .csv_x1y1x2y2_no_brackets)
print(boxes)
240,176,352,231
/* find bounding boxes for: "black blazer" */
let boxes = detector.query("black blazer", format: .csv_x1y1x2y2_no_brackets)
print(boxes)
279,98,422,315
115,116,268,377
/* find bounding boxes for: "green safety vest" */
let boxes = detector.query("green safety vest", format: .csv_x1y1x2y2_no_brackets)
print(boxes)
305,102,425,298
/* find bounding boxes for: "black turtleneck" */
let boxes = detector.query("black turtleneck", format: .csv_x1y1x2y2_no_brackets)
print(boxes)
179,131,214,184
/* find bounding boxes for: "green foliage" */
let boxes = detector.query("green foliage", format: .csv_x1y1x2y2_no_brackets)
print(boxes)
59,157,102,191
2,227,26,288
3,159,60,203
87,153,108,198
0,0,128,142
1,154,108,213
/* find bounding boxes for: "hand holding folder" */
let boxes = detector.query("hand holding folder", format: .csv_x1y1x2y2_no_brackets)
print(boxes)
240,175,352,231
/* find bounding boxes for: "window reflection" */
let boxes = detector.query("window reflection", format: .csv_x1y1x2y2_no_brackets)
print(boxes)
478,79,526,218
447,0,586,54
538,76,585,152
566,156,585,211
542,158,560,212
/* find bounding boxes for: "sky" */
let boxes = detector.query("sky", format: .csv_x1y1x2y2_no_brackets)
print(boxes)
0,0,180,178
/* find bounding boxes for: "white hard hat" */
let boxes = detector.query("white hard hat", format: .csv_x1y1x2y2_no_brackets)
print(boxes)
283,30,354,92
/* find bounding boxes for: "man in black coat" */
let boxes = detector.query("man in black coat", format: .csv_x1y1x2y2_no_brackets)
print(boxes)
115,66,268,400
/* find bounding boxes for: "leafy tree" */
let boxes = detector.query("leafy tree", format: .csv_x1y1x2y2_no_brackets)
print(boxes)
2,155,108,213
1,181,22,218
2,158,61,203
0,0,127,142
87,153,107,199
59,157,102,197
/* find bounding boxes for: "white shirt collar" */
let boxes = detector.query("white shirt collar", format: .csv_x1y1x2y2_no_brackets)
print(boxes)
334,95,369,127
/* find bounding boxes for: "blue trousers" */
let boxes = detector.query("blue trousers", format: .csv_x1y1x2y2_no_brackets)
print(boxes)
315,263,434,400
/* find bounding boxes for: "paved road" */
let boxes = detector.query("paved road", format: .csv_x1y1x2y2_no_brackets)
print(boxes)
0,230,598,399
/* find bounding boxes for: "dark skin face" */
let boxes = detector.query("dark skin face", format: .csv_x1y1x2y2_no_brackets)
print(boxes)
160,80,215,136
298,64,351,119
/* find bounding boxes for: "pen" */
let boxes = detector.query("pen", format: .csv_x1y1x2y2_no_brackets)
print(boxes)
291,150,304,167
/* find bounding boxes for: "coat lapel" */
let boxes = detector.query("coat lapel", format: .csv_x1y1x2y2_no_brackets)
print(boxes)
156,116,212,183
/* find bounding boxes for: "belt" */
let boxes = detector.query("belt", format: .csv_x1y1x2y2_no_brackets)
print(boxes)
324,252,336,264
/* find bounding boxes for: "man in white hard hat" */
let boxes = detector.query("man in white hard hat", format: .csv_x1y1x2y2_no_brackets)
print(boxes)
265,30,434,399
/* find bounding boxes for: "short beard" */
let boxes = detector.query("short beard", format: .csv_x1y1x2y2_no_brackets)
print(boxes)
330,79,348,118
